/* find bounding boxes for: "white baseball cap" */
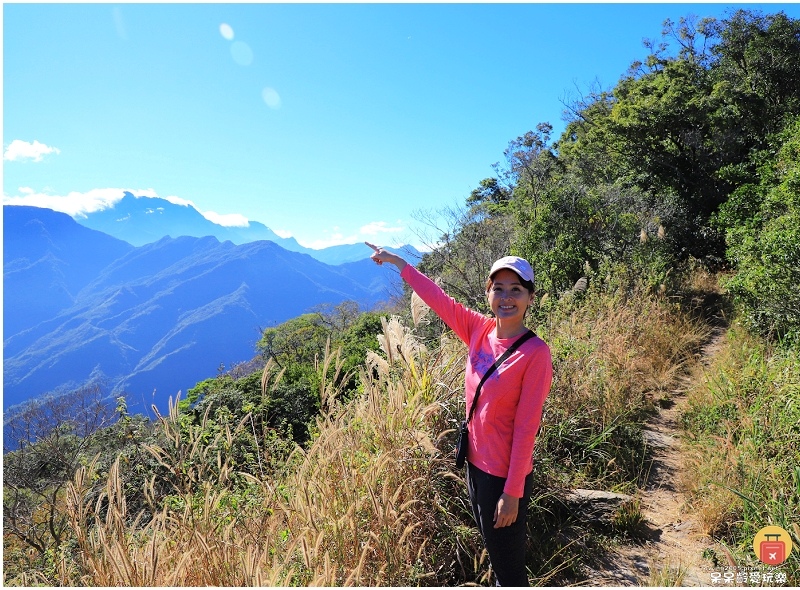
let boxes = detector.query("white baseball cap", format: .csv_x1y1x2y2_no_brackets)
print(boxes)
488,256,534,284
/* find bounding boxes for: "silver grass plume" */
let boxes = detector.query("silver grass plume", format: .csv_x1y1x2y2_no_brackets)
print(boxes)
411,291,430,327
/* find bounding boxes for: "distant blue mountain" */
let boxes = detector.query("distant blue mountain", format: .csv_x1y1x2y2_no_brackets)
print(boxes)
3,205,404,417
3,206,134,337
75,191,285,246
74,191,401,265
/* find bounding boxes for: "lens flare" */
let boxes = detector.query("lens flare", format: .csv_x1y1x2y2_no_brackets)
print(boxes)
262,87,282,109
230,41,253,66
219,23,234,40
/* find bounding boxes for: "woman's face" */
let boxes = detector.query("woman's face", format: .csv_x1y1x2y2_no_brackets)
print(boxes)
486,269,534,324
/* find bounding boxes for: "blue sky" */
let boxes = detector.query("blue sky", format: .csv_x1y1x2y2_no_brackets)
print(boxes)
5,3,800,250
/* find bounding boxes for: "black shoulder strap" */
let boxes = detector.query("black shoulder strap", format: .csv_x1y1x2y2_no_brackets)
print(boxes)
466,329,536,424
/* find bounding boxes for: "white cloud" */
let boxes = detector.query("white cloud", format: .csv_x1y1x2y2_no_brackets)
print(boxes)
2,187,260,232
295,220,407,249
360,220,404,236
4,187,418,254
162,194,196,207
153,194,255,228
4,140,61,162
303,231,360,250
2,187,158,217
202,210,250,227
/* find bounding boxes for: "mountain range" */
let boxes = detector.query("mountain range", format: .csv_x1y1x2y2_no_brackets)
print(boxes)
74,191,374,265
3,205,413,418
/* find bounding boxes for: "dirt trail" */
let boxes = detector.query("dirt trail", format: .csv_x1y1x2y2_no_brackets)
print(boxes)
589,327,727,586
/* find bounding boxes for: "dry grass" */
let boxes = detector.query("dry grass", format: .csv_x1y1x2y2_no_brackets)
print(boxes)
545,285,710,426
643,557,689,586
65,406,275,586
64,317,476,586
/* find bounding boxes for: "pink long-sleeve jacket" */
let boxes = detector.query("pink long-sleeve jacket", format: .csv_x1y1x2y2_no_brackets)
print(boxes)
401,264,553,498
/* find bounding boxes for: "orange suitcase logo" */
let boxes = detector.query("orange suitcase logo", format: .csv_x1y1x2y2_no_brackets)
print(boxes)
753,525,793,566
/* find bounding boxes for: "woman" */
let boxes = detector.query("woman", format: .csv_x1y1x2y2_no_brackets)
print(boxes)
366,242,553,586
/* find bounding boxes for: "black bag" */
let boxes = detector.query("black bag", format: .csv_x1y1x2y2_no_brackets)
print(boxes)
454,329,535,468
455,420,469,468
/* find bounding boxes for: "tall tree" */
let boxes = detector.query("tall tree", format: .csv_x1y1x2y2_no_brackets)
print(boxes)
708,10,800,145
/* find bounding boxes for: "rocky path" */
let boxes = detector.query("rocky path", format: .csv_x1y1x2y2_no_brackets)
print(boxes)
589,327,727,586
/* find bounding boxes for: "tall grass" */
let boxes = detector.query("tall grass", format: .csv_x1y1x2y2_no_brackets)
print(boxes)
535,282,710,489
681,324,800,583
58,279,717,586
64,318,484,585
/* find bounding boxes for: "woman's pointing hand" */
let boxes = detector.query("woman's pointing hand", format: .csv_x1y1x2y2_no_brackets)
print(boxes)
365,242,407,271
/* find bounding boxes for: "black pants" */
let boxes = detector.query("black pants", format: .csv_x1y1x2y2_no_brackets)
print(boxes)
466,462,534,586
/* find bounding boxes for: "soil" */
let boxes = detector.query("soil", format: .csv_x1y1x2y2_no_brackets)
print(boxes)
584,327,728,586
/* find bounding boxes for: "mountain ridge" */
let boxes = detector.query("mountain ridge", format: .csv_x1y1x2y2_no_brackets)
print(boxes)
3,205,403,417
73,191,393,265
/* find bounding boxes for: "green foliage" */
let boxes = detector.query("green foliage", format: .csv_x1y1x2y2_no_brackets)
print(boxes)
337,310,387,392
708,10,800,142
255,304,386,397
466,177,512,217
536,409,647,488
182,363,310,456
612,56,721,207
553,10,800,265
718,116,800,343
162,305,390,493
415,9,800,299
257,313,330,368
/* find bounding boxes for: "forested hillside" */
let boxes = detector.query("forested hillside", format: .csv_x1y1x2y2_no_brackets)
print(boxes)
4,9,799,585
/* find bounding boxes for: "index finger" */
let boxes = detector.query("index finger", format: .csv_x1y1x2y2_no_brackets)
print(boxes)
365,242,380,252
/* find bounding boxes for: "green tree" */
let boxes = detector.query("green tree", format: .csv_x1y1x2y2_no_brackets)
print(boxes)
708,10,800,149
558,86,621,188
718,116,800,342
466,177,512,218
554,10,800,264
257,313,330,368
180,304,386,450
337,310,388,394
609,38,729,258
